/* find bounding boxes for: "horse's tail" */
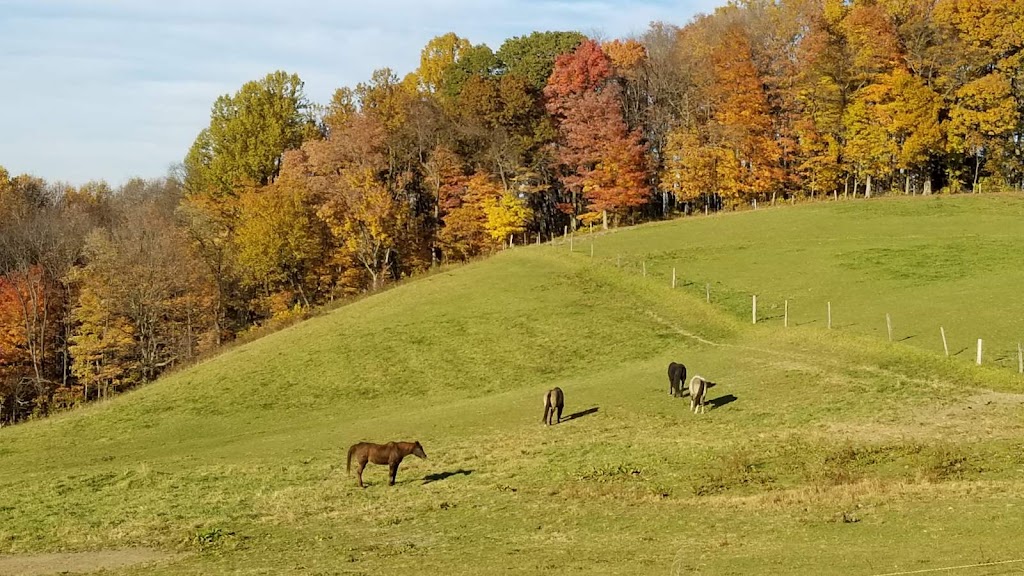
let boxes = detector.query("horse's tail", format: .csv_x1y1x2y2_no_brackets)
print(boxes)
346,444,356,473
542,390,551,423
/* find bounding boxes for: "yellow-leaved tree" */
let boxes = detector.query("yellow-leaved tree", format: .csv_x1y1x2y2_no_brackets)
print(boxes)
234,150,328,310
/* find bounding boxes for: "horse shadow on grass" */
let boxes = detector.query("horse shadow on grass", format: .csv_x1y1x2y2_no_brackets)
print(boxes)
562,407,599,422
708,394,737,409
422,469,474,485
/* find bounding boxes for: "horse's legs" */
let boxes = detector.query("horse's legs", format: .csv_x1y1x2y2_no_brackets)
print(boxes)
388,461,400,486
556,405,563,423
356,461,366,488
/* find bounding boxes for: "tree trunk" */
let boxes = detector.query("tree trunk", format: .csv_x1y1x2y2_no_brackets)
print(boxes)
865,175,872,198
923,175,932,195
905,174,911,195
973,152,981,191
602,210,608,230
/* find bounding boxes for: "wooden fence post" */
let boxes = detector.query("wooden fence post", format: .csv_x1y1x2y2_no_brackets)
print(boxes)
976,339,983,365
590,242,594,258
1018,342,1023,374
941,327,949,357
886,313,893,342
827,301,832,329
642,261,646,277
705,284,710,303
672,268,676,288
570,234,573,252
752,295,757,324
784,300,789,328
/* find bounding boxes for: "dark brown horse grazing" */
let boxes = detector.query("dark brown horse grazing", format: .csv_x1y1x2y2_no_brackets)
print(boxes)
543,387,564,425
667,362,687,397
347,441,427,487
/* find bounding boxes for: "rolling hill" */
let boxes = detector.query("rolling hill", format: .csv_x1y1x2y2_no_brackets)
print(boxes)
2,194,1024,575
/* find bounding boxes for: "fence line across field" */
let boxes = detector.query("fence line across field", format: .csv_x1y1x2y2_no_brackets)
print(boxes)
560,244,1021,376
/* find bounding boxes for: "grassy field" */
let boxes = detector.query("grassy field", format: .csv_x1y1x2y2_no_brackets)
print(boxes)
2,195,1024,575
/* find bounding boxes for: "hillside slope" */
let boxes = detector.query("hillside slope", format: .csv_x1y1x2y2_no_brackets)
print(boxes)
2,196,1024,575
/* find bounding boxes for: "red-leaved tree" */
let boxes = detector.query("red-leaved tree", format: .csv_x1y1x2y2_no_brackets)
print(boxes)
544,39,650,228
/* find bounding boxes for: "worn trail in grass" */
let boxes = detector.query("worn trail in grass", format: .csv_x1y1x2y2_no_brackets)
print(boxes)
2,196,1024,575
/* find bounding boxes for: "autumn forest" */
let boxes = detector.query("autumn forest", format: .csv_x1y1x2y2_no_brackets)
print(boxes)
1,0,1022,425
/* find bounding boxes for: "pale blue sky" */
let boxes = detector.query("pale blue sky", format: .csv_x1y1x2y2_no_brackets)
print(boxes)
0,0,720,185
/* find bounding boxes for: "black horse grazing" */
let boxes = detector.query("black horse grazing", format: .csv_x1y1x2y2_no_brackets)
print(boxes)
543,387,564,425
347,441,427,487
689,375,713,414
667,362,687,397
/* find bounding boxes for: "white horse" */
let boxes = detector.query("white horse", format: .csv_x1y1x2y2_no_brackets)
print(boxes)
689,375,710,414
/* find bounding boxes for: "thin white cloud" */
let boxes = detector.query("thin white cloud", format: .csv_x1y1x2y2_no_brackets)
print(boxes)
0,0,721,185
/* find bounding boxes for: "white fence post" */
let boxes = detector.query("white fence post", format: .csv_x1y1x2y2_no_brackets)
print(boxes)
976,339,983,365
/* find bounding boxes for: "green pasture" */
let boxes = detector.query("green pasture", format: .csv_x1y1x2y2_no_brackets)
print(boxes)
2,195,1024,575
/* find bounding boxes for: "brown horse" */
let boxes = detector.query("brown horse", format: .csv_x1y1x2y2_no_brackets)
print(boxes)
543,387,564,425
347,441,427,487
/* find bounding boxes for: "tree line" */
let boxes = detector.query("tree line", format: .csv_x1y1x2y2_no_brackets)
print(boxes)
2,0,1022,425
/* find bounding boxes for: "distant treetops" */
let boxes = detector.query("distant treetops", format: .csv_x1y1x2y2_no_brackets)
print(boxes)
2,0,1021,424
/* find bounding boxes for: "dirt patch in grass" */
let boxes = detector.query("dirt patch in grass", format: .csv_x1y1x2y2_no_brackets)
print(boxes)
0,548,182,575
